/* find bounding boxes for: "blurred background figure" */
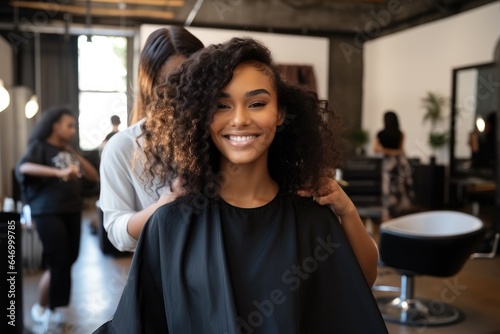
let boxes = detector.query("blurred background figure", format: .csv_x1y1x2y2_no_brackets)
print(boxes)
99,115,122,155
102,115,121,145
99,26,204,252
470,111,497,170
373,111,415,221
16,106,98,332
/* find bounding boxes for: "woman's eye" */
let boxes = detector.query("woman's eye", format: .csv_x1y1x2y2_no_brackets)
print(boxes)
250,101,266,108
217,103,230,109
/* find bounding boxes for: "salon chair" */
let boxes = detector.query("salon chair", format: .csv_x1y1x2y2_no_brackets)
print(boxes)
376,211,484,326
342,157,383,230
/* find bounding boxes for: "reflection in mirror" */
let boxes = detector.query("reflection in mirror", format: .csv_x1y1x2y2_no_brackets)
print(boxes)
451,62,498,179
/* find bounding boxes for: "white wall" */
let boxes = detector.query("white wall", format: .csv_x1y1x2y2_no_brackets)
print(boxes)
455,69,478,159
0,37,37,200
0,85,37,200
140,25,330,99
0,36,14,200
362,2,500,164
0,37,12,87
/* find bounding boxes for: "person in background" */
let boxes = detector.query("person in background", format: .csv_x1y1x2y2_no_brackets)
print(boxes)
16,106,98,331
99,115,122,156
470,111,497,170
99,26,204,252
102,115,121,145
95,37,385,334
373,110,415,221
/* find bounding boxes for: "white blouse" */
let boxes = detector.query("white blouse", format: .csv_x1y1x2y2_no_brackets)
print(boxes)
99,119,170,252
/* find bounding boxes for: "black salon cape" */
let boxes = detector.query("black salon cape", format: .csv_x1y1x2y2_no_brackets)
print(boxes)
94,195,387,334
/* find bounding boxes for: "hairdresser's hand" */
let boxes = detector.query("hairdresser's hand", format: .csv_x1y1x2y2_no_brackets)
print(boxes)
157,178,187,206
297,177,356,218
58,164,82,181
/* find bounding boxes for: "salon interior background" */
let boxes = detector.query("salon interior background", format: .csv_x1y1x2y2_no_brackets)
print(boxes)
0,0,499,200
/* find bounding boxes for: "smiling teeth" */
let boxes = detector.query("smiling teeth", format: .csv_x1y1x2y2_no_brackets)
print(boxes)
228,135,258,142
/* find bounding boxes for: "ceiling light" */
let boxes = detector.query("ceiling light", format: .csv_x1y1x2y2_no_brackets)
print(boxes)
25,95,39,119
0,79,10,112
476,116,485,133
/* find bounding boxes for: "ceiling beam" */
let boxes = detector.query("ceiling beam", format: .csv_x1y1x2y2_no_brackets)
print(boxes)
85,0,184,6
10,1,175,20
321,0,386,2
0,21,137,37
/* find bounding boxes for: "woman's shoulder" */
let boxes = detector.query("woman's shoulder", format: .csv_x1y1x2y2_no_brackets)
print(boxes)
104,124,141,150
147,196,216,229
21,140,53,161
279,194,343,242
27,139,48,151
283,194,340,223
101,124,144,166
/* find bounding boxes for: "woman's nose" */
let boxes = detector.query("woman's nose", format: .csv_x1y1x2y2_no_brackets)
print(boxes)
229,106,251,127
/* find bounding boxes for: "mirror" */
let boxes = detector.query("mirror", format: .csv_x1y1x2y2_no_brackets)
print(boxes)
450,62,498,180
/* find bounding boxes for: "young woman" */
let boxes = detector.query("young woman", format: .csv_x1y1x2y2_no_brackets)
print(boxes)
373,110,415,221
95,38,386,333
16,106,98,329
99,26,204,252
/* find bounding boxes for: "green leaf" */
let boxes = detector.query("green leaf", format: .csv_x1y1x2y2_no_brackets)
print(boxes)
428,131,448,149
347,128,369,147
421,91,447,128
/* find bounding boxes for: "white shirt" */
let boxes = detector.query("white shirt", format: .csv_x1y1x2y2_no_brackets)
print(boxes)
99,119,170,251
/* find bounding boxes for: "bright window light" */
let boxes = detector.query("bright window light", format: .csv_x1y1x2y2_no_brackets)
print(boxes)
78,35,128,150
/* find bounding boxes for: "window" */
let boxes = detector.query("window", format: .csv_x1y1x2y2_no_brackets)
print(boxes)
78,35,128,150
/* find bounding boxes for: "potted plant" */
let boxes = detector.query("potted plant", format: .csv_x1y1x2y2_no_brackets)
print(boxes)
347,128,369,156
421,91,448,164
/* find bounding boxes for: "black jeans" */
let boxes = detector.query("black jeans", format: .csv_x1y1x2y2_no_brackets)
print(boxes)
33,212,81,309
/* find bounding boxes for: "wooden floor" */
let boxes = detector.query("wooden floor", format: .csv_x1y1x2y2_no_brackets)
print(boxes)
21,205,500,334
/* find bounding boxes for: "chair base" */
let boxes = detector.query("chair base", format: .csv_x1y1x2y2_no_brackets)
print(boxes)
376,296,463,326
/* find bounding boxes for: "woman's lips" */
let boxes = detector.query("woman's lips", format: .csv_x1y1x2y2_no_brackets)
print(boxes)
223,134,260,147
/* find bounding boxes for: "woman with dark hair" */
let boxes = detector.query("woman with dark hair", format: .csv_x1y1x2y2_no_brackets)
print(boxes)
373,110,415,221
16,106,98,330
95,38,386,333
99,26,204,252
130,26,209,125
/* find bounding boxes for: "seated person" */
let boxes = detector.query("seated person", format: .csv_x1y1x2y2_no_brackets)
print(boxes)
95,38,386,334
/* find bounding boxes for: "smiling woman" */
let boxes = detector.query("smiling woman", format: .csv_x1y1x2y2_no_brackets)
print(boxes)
210,62,284,192
94,38,386,334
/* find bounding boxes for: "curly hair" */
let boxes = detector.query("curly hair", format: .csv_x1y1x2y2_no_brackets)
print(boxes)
142,37,343,199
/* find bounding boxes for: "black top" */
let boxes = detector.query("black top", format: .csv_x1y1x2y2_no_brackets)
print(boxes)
104,131,119,142
377,129,402,149
472,134,495,169
16,140,82,215
95,194,387,334
220,193,296,332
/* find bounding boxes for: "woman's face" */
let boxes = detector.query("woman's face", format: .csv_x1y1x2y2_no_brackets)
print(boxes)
53,114,76,143
210,62,283,167
156,54,186,84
